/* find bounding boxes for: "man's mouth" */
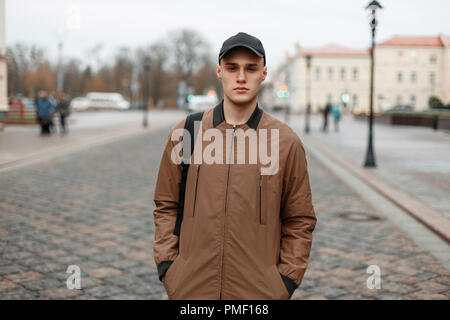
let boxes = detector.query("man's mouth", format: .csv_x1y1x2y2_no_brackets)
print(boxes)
234,87,249,92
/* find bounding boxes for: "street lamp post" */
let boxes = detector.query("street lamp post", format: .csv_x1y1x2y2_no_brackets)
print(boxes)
304,55,312,134
363,0,382,168
143,56,150,128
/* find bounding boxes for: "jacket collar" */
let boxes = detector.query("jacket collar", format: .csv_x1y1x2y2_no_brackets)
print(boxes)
213,99,263,130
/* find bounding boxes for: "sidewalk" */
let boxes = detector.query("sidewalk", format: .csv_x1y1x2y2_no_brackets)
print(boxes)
0,110,187,171
277,113,450,243
288,113,450,219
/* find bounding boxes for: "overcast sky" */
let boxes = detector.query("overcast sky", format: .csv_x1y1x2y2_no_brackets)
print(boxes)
6,0,450,71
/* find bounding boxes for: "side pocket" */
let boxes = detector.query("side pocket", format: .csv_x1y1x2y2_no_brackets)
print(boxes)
162,255,186,298
192,165,200,217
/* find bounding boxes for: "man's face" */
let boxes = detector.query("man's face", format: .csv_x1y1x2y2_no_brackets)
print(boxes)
217,47,267,106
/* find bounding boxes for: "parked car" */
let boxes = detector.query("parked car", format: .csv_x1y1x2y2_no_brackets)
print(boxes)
383,104,413,114
129,101,146,110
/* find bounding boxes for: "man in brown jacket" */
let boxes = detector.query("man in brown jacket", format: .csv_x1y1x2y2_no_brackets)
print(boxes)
153,32,317,300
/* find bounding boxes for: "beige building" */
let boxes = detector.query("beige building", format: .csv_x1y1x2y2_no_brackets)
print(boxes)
374,35,450,112
267,34,450,113
0,0,6,113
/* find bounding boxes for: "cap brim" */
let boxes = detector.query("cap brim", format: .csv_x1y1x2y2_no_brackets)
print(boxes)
219,43,264,61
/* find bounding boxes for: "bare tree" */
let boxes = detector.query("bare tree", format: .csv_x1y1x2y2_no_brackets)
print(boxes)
7,43,52,96
193,53,221,96
112,47,134,100
169,29,209,87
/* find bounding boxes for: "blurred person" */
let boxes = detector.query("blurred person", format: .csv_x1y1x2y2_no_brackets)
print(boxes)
331,104,341,132
153,32,316,300
48,93,57,134
322,103,331,132
56,92,71,134
36,91,55,135
34,91,42,126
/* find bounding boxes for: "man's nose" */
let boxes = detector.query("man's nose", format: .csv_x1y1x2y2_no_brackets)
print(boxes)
237,68,246,82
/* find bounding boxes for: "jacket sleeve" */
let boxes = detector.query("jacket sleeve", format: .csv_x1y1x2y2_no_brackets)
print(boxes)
278,137,317,297
153,124,183,282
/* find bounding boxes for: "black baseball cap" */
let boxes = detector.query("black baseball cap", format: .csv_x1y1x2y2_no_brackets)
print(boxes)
218,32,266,66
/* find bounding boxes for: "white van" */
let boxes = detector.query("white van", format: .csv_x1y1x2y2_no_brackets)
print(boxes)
187,95,219,112
85,92,130,110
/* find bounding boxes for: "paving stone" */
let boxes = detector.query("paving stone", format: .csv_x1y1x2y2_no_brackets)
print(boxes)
0,279,17,292
0,264,29,276
4,271,46,284
89,267,123,279
415,280,449,293
107,259,140,270
85,285,125,298
40,287,84,299
0,286,40,299
22,278,62,291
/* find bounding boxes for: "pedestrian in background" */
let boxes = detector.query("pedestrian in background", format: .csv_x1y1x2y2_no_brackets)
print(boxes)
331,104,341,132
322,103,331,132
36,91,55,135
56,91,71,134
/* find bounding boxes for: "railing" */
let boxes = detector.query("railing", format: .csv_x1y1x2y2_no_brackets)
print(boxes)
1,105,38,123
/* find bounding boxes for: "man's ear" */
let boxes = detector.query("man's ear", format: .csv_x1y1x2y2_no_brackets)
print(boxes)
262,66,268,81
216,63,222,80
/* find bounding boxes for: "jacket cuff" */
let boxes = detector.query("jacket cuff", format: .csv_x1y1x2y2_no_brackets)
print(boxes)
280,273,298,298
157,260,174,282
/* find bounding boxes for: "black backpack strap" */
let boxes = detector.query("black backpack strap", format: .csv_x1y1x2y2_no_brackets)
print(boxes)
173,111,204,236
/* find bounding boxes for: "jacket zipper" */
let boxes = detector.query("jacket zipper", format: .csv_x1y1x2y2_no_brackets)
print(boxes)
259,174,262,224
192,165,200,216
219,125,235,299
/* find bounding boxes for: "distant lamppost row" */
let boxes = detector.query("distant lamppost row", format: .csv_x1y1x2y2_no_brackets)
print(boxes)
304,54,312,134
143,56,150,128
364,0,382,168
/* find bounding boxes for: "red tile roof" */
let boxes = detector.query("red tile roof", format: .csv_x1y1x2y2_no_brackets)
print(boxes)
378,35,450,47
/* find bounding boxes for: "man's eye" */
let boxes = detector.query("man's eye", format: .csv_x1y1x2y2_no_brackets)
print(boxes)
228,67,236,71
248,68,256,71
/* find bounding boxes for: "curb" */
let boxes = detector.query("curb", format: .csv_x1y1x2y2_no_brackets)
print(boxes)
301,134,450,244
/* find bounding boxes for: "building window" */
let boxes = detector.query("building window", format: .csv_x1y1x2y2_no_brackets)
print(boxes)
410,95,416,107
411,51,418,63
430,72,436,85
340,68,346,80
352,68,358,81
397,72,403,83
396,95,402,105
411,72,417,83
353,94,358,107
430,55,437,64
398,50,403,57
327,94,332,103
328,68,333,80
315,68,321,81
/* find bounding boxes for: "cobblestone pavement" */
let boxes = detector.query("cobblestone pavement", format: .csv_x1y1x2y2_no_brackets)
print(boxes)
0,123,449,299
